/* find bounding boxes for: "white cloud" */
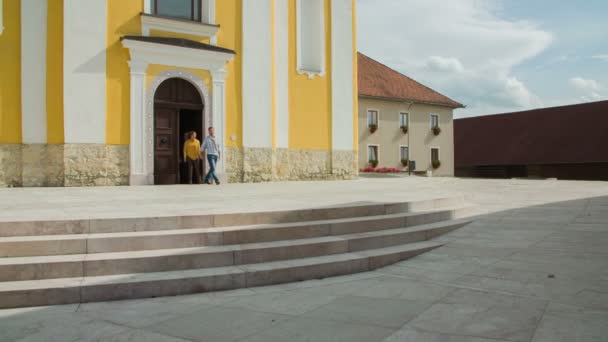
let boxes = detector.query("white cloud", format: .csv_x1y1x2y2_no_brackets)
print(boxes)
357,0,553,117
569,77,600,92
592,54,608,62
569,77,605,102
426,56,464,73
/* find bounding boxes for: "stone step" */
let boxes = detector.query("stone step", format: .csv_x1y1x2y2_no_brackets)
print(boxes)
0,241,442,309
0,219,470,281
0,197,466,237
0,208,471,257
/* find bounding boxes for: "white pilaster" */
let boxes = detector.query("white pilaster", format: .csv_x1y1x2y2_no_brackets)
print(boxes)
331,0,354,151
242,0,273,148
21,0,48,144
275,0,289,148
63,0,107,144
211,69,227,182
0,0,3,35
128,61,150,185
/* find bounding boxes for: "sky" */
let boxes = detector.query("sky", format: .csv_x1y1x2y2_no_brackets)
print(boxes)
357,0,608,118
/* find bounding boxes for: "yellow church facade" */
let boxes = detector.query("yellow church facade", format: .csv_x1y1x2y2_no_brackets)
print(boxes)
0,0,358,186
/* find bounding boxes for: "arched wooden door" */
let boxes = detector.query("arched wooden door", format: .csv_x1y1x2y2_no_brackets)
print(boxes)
154,78,204,185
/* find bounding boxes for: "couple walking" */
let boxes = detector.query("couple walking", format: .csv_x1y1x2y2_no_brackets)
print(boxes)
183,127,220,185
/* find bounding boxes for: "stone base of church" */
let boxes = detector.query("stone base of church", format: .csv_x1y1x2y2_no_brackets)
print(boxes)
0,144,22,187
1,144,357,187
225,147,358,183
0,144,129,187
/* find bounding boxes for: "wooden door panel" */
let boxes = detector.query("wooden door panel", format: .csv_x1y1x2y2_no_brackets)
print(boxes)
154,107,179,185
178,80,201,105
153,78,204,185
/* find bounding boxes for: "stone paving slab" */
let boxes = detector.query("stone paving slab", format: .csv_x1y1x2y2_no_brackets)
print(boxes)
0,178,608,341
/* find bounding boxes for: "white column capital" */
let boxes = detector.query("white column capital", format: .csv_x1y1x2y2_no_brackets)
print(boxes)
211,68,227,82
128,60,148,75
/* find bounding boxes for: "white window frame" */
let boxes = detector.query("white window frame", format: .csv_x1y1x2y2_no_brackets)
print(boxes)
367,108,379,127
399,145,409,161
430,113,440,128
430,147,440,162
142,0,218,41
399,112,408,128
367,144,380,162
296,0,325,79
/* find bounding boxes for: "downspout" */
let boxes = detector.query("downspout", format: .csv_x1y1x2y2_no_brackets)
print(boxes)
404,101,413,174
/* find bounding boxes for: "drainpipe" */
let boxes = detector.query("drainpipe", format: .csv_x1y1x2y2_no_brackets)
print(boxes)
404,101,413,175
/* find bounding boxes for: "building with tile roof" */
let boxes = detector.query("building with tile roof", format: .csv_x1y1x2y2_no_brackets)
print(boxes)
358,53,463,175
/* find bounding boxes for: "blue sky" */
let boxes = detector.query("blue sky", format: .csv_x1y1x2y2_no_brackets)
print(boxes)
357,0,608,117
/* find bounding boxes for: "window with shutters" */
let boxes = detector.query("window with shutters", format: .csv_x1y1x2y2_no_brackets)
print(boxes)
430,114,439,128
400,146,409,160
431,148,440,162
368,145,379,162
367,109,379,127
399,112,408,127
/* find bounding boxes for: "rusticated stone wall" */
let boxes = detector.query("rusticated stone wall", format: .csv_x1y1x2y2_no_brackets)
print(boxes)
1,144,354,187
225,147,358,183
21,144,65,187
63,144,129,186
0,144,22,187
224,146,244,183
0,144,129,187
331,150,359,179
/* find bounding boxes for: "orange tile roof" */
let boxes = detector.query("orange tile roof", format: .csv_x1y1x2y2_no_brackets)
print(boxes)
358,52,463,108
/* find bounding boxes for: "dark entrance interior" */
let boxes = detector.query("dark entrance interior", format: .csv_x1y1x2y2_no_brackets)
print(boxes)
154,78,204,185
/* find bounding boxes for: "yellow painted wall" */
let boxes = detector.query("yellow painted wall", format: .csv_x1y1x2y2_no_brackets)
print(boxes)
0,0,21,143
47,0,64,144
288,0,332,151
106,0,142,145
217,0,242,148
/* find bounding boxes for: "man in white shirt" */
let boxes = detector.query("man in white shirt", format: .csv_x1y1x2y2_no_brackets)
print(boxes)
201,126,221,185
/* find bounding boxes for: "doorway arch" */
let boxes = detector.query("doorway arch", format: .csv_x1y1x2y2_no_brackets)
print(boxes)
153,77,205,184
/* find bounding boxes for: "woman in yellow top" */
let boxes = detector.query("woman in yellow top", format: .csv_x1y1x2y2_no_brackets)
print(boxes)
183,131,202,184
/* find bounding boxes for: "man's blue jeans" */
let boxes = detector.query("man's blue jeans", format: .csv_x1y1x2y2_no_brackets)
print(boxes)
204,154,219,184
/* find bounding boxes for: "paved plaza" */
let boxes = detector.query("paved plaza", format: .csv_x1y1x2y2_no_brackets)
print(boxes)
1,177,608,341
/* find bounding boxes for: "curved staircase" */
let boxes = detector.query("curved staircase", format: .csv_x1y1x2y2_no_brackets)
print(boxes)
0,198,474,308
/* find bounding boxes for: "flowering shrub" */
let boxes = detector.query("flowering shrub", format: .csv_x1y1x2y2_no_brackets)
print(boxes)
360,167,402,173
